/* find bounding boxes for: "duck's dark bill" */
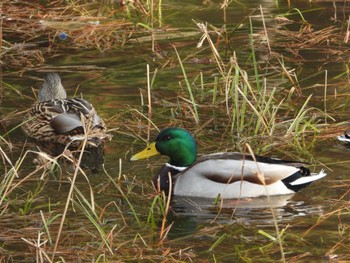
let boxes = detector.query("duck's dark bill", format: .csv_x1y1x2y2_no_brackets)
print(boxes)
130,142,160,161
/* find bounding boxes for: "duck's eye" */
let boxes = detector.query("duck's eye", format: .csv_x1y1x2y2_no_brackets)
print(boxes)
161,135,172,141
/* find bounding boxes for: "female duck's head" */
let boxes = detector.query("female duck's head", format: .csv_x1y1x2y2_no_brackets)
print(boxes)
131,127,197,167
38,73,67,102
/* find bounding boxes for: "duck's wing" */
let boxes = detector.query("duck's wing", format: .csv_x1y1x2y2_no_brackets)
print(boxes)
41,98,105,133
66,98,106,129
198,152,307,167
29,99,85,135
186,152,301,185
22,98,108,145
51,113,83,133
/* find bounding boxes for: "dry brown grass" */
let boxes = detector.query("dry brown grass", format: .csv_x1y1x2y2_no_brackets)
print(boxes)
1,0,150,68
255,23,350,62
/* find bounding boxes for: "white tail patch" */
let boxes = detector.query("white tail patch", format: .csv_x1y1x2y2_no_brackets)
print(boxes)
290,169,327,186
337,135,350,143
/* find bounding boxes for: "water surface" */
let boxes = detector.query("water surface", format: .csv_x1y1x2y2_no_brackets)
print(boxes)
1,0,350,261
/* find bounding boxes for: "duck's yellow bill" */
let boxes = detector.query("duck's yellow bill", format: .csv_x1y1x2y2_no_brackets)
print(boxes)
130,142,160,161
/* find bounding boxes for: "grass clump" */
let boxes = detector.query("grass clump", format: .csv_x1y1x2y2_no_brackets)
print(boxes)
128,19,331,159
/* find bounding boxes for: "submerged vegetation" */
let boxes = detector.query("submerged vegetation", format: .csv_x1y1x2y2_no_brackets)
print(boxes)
1,0,350,262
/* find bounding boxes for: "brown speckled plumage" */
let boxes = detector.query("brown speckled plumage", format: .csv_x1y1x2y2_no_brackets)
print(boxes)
22,97,108,147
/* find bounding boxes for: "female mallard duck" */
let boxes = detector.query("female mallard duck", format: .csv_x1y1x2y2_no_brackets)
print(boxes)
131,128,326,199
22,73,110,171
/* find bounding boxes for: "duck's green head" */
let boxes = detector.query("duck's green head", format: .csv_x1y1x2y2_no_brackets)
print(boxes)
130,127,197,167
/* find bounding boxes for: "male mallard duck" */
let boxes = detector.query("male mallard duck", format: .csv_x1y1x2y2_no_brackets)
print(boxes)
130,127,326,199
22,73,110,171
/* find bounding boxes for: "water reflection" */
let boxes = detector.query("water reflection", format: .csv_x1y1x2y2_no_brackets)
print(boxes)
167,194,324,237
